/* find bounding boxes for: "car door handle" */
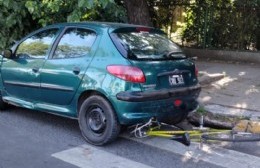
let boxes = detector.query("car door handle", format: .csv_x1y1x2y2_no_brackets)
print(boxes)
32,67,39,73
73,67,81,75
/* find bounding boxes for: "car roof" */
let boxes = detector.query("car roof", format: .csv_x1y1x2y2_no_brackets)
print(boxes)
49,21,153,30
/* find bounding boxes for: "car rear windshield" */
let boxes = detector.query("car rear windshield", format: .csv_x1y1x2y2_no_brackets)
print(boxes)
110,27,186,61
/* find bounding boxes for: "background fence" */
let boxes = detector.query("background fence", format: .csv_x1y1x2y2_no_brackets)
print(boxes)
154,0,260,52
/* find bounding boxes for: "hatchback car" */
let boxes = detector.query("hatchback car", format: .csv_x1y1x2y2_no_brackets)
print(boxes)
0,22,200,145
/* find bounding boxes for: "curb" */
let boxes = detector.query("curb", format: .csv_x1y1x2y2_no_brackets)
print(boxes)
188,104,260,133
204,104,260,120
184,48,260,65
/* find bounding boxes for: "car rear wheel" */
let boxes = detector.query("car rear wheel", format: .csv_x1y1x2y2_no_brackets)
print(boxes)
78,95,121,145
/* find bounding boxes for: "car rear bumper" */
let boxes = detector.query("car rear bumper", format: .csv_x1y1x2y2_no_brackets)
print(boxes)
111,94,200,125
116,84,201,102
112,84,201,125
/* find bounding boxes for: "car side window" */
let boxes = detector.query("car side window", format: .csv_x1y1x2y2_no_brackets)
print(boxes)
53,28,96,59
16,28,59,59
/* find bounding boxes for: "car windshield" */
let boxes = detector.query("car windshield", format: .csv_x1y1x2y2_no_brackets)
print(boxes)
112,30,186,60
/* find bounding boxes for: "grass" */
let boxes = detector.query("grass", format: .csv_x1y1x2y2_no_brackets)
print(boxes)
196,106,207,116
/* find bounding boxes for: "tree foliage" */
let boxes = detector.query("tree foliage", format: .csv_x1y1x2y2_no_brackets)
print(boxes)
0,0,32,50
0,0,126,50
0,0,259,51
25,0,126,25
182,0,260,50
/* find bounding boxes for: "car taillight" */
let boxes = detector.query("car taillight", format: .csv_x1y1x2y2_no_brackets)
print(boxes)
107,65,146,83
195,66,199,77
174,99,183,107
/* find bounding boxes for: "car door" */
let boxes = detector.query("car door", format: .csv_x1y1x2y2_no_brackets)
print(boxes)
40,27,97,105
1,28,60,102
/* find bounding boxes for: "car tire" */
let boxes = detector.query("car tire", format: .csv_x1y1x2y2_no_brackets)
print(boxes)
78,95,121,146
0,93,6,111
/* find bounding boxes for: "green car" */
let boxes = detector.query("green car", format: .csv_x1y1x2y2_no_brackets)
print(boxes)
0,22,200,145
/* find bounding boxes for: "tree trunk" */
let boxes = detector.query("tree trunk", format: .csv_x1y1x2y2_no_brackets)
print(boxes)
123,0,153,26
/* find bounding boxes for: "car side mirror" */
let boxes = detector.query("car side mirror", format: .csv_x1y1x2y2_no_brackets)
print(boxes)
2,49,12,58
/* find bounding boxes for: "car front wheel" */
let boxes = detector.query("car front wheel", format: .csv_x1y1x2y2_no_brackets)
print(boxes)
78,95,121,145
0,93,6,111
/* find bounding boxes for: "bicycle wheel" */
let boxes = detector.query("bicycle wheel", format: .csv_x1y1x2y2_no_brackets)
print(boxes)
201,132,260,142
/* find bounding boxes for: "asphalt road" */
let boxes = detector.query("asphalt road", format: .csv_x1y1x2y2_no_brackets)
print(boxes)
0,106,259,168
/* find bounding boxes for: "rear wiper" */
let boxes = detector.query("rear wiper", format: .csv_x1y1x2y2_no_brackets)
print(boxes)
162,51,186,59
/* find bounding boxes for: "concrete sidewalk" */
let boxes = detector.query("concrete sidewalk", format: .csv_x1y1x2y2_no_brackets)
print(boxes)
190,60,260,129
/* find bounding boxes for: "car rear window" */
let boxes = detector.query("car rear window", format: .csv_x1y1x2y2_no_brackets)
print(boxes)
110,27,186,61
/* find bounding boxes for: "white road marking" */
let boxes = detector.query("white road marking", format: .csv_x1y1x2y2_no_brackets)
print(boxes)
52,133,260,168
52,144,152,168
121,134,260,168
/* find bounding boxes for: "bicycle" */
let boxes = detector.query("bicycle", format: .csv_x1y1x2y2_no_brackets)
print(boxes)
129,117,260,146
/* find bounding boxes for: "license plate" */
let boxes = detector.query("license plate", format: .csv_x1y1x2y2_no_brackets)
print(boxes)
169,74,184,86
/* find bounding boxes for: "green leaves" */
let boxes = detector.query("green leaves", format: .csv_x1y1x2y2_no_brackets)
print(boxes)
100,0,114,8
6,14,17,27
182,0,259,50
0,1,31,49
67,10,82,22
0,0,126,50
2,0,12,8
78,0,94,8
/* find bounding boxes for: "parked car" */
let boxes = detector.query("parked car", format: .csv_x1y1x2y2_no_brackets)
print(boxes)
0,22,201,145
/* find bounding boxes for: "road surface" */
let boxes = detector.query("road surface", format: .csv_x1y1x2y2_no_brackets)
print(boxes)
0,106,259,168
